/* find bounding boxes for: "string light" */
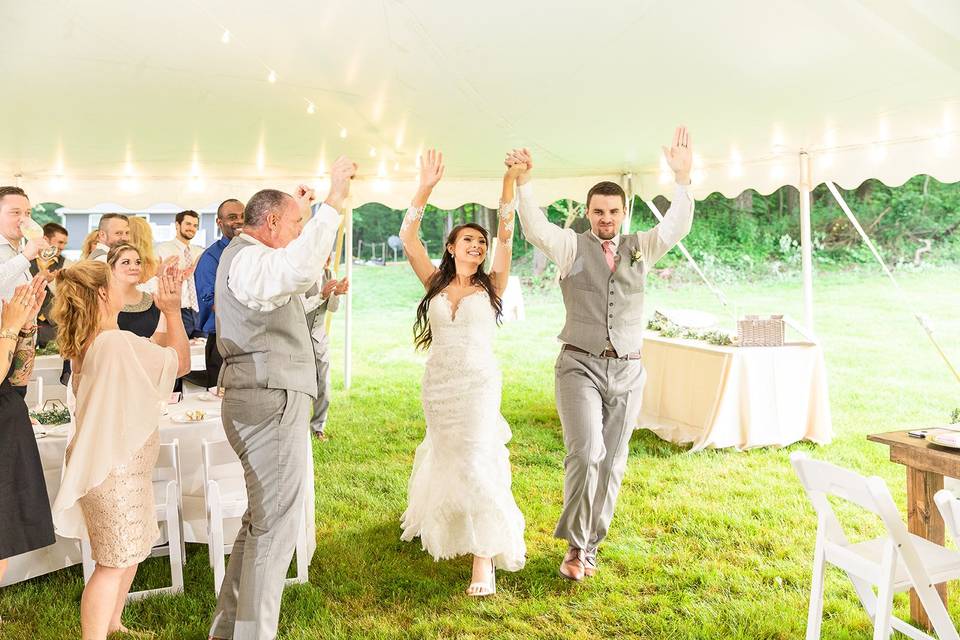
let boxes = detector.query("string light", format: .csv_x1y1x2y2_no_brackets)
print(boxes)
369,147,377,158
306,101,316,115
267,69,277,83
728,148,743,178
221,30,231,44
339,127,348,139
48,175,67,192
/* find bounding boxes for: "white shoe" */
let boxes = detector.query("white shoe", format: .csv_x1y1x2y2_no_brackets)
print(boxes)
466,559,496,597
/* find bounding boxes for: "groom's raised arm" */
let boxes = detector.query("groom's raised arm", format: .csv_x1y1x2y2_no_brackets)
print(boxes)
637,126,695,268
510,149,578,276
636,185,694,268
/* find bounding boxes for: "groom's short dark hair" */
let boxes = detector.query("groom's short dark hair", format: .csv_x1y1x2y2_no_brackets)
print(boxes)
586,182,626,209
245,189,292,227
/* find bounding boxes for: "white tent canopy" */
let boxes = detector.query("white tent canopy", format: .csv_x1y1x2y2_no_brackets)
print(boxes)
3,0,959,210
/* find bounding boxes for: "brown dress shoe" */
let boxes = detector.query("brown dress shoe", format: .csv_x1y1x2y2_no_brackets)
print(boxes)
559,547,586,581
584,554,597,577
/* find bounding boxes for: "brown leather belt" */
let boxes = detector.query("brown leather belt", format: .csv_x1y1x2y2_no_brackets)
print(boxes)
563,344,641,360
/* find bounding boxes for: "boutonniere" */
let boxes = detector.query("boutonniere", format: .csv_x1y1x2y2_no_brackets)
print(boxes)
629,249,643,267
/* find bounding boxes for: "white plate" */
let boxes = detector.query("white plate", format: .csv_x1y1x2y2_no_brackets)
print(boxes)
33,423,70,438
930,432,960,449
195,392,221,402
170,411,220,424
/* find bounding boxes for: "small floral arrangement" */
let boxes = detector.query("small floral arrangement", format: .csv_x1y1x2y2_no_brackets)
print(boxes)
30,400,70,426
630,249,643,267
951,408,960,424
647,311,734,346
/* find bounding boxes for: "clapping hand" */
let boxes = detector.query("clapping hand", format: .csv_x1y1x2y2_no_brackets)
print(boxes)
321,277,350,299
153,273,184,316
662,126,692,184
1,276,47,332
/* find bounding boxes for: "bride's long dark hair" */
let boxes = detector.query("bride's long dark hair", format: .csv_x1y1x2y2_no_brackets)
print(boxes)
413,223,503,350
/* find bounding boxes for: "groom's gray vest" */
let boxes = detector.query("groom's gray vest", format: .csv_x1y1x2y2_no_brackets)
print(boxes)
214,235,318,398
558,232,646,356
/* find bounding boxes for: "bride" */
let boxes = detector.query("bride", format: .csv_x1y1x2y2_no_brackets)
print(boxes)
398,149,526,596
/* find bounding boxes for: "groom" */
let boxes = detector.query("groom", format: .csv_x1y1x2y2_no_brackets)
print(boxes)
509,127,694,581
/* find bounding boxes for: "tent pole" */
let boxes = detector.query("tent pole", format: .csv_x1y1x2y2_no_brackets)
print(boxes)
621,173,634,232
324,216,347,335
344,201,353,391
799,152,815,333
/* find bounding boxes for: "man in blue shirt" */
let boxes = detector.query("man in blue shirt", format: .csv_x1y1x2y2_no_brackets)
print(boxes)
194,198,244,388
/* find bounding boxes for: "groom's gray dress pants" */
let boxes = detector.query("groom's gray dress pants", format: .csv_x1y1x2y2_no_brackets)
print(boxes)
553,348,646,555
210,387,311,640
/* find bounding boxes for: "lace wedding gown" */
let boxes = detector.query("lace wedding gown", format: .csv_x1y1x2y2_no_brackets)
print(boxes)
400,290,526,571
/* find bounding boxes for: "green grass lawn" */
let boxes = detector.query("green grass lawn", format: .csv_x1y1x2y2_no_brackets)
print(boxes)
3,263,960,639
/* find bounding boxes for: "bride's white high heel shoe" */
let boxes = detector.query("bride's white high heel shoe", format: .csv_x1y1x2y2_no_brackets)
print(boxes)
466,558,496,597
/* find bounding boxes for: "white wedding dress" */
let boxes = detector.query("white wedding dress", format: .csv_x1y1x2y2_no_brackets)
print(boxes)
400,289,526,571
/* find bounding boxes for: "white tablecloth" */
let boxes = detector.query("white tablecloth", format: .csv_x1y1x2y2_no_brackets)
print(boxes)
3,393,317,586
639,333,833,451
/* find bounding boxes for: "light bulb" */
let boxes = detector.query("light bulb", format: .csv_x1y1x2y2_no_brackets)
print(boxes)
306,102,316,115
221,30,231,44
267,70,277,83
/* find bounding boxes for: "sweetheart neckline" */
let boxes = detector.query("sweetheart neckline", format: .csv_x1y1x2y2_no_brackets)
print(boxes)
437,289,488,322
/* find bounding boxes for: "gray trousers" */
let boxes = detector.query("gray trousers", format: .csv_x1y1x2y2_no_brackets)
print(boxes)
553,348,646,556
210,388,311,640
309,343,331,435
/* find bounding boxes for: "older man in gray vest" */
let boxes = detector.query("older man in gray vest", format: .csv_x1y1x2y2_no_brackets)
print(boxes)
209,156,356,640
509,127,694,582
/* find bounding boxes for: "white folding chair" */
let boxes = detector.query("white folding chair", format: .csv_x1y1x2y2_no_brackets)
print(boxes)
81,439,185,600
24,379,41,409
202,438,310,596
936,489,960,548
792,452,960,640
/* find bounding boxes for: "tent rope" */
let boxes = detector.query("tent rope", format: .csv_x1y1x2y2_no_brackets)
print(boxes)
642,199,729,309
825,181,960,385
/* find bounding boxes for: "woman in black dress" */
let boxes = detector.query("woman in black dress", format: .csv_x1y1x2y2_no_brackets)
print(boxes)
107,244,164,339
0,275,56,581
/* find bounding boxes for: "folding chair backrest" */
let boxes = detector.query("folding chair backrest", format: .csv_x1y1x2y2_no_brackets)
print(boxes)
154,439,181,484
791,452,937,585
24,379,40,408
791,453,890,516
202,439,242,486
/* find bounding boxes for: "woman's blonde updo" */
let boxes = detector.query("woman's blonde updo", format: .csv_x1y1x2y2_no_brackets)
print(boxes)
51,261,111,360
126,216,158,282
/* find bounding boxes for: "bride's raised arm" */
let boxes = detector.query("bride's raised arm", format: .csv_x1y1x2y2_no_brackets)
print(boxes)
399,149,445,288
490,161,524,295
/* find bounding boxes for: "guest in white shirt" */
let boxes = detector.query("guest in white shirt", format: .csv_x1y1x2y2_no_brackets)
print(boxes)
156,210,205,338
208,156,355,640
0,186,51,397
88,214,130,262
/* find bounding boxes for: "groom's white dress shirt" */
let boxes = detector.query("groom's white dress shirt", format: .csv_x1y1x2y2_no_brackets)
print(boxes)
517,182,694,278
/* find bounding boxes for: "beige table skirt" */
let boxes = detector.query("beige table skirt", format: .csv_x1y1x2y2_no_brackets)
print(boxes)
639,333,832,451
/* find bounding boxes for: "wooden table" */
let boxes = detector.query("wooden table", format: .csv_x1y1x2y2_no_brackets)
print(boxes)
868,430,958,629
